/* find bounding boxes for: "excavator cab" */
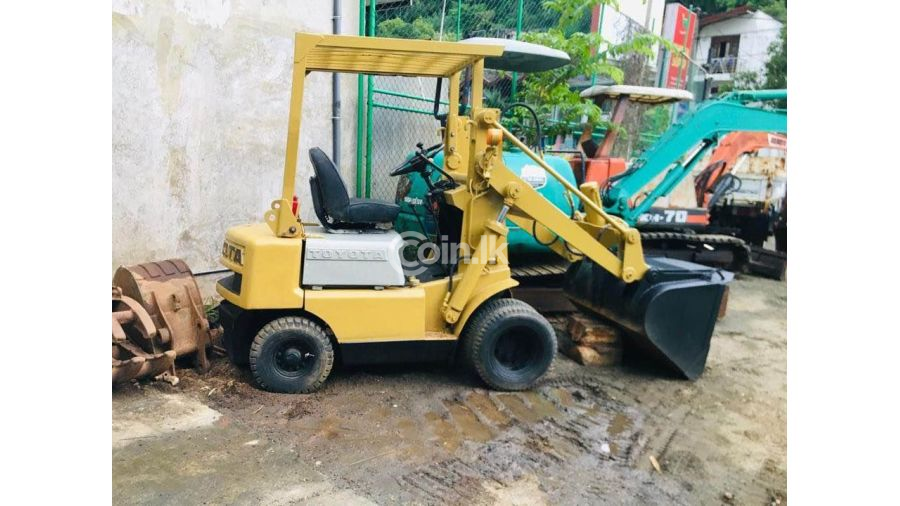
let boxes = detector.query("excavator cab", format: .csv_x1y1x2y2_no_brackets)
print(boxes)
576,85,696,212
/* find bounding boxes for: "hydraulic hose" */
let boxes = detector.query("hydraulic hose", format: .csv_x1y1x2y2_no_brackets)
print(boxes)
502,102,544,154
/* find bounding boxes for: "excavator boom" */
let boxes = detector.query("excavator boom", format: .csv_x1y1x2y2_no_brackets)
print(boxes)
601,91,787,225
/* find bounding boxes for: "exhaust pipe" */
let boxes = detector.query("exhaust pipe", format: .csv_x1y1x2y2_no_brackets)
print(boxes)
564,256,733,379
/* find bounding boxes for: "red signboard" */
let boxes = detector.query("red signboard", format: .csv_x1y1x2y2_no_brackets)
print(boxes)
663,3,698,89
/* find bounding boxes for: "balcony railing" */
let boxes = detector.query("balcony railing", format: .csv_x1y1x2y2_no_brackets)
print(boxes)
704,56,738,74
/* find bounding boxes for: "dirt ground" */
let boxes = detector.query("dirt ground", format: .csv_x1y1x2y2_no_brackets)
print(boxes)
112,275,786,505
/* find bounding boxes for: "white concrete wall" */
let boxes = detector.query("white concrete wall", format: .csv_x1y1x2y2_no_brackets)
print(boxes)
696,10,782,78
112,0,360,272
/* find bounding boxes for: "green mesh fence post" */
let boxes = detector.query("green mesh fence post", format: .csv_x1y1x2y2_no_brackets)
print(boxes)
365,0,376,198
510,0,524,100
356,0,366,197
590,4,606,87
456,0,461,40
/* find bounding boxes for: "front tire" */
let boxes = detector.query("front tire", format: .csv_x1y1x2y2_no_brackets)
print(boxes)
249,316,334,393
462,298,557,391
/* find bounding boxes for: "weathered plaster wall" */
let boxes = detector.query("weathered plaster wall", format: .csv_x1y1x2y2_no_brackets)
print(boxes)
112,0,359,272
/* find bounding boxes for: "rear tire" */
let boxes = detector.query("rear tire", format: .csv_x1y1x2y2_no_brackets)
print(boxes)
249,316,334,393
462,298,556,391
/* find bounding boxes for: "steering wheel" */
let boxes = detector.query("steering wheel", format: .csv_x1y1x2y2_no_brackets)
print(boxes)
390,142,444,177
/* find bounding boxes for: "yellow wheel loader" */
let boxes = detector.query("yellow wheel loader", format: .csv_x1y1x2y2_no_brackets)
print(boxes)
214,34,732,393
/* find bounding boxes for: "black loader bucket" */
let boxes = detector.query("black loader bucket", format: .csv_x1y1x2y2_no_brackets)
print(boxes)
564,257,733,379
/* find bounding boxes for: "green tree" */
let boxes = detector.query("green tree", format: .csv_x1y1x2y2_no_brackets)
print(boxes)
719,70,763,92
513,0,675,138
763,25,786,89
375,0,564,40
377,17,438,40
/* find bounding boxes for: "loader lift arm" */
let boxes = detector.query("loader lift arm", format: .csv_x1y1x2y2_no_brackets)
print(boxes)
601,91,787,225
436,108,650,326
487,119,648,283
439,107,732,380
437,105,651,287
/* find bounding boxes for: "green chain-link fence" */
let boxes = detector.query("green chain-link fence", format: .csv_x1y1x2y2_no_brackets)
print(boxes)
355,1,706,201
357,0,563,201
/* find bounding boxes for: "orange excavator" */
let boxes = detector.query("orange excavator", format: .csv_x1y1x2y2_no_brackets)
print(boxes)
695,131,787,208
692,131,787,269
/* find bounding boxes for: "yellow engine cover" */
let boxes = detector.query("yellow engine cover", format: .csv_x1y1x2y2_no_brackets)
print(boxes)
217,223,303,309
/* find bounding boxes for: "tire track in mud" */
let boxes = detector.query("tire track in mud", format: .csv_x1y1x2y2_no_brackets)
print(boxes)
399,381,649,504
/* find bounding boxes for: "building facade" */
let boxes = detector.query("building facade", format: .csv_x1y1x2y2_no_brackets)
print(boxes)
695,5,783,94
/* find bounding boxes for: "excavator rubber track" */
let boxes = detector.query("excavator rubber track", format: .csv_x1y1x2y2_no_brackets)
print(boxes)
508,258,578,314
747,245,787,280
640,231,786,280
510,257,570,279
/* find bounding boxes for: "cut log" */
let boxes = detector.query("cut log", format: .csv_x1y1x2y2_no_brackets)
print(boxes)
718,286,730,320
567,313,623,345
564,344,623,367
556,328,574,354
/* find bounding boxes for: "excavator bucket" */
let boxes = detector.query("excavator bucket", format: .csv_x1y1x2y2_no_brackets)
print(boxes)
564,257,733,379
112,287,176,384
112,259,211,371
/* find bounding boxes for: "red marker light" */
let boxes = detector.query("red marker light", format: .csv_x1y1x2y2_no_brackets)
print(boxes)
291,195,299,215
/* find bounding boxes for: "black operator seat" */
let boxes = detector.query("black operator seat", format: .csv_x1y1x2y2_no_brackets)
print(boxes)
308,147,400,230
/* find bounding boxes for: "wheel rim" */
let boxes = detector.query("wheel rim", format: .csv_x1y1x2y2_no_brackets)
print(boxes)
493,327,541,372
274,340,316,377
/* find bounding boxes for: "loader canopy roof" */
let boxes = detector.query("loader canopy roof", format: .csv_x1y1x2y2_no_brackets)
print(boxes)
580,85,694,105
295,33,504,77
460,37,571,72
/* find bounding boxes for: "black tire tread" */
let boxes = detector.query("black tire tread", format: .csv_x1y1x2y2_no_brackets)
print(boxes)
462,298,556,391
249,316,334,393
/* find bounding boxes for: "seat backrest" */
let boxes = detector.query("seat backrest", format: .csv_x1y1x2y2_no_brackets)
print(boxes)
308,175,332,227
308,147,350,222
